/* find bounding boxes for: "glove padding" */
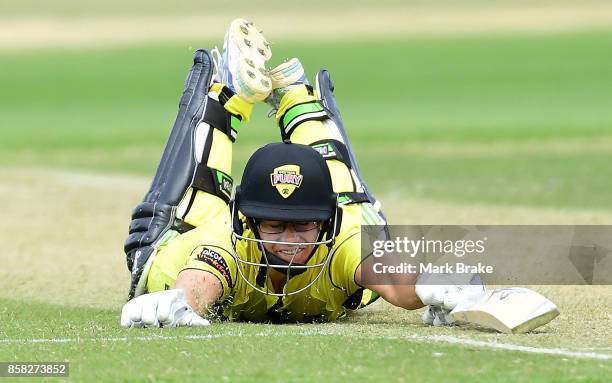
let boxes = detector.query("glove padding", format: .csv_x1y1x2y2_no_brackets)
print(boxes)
120,289,211,328
416,273,486,326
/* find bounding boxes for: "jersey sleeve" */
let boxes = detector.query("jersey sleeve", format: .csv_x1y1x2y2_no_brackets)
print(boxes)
329,231,363,296
182,245,237,302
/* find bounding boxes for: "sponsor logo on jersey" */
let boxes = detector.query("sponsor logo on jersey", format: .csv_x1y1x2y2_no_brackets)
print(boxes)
197,248,233,288
270,164,303,198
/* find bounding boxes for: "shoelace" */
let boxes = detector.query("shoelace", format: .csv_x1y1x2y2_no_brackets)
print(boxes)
266,107,277,118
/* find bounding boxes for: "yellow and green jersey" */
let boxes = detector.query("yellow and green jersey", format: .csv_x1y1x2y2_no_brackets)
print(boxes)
146,202,378,322
144,83,382,322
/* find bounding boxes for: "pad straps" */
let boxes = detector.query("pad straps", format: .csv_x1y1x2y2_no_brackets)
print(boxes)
310,139,352,169
201,95,242,142
192,165,233,204
279,100,329,141
337,192,371,206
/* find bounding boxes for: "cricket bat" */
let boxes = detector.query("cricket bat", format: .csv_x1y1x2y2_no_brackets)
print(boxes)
450,287,560,334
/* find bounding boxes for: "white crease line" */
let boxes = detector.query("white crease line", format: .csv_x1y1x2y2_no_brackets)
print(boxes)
0,334,230,344
405,335,612,361
1,332,611,361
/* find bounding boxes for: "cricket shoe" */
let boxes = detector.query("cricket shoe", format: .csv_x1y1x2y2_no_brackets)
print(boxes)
215,18,272,103
266,58,309,110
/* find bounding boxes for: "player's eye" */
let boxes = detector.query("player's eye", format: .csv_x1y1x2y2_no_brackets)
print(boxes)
256,221,320,234
293,221,320,232
258,221,285,234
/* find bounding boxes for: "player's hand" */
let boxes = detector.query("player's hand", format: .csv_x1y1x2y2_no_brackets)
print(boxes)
120,289,211,328
421,305,455,326
415,273,486,311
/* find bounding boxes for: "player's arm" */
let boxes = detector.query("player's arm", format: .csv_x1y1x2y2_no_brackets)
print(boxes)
329,231,422,310
120,268,224,328
121,240,236,328
357,264,487,326
345,230,483,314
119,269,223,328
178,243,237,313
355,265,489,328
175,269,222,315
354,265,424,310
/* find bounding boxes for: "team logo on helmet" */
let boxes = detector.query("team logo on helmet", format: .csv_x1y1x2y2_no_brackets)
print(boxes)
270,164,303,198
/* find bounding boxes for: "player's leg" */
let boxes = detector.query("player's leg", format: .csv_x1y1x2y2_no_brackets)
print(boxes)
125,19,272,298
267,59,386,224
267,60,387,313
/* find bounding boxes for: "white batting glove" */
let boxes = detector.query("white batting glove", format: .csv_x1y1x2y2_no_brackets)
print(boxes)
120,289,211,328
416,273,486,312
421,305,456,326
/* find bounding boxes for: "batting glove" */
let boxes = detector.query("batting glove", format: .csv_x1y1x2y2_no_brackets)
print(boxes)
415,272,486,312
421,305,456,326
120,289,211,328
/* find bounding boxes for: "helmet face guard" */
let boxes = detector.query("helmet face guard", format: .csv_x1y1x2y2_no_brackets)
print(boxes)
229,201,340,296
229,142,340,297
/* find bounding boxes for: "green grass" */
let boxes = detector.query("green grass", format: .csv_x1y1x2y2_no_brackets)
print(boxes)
1,298,609,383
2,31,612,211
2,28,612,383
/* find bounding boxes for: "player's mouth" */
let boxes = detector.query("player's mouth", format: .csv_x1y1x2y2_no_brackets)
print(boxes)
276,246,306,261
278,246,305,256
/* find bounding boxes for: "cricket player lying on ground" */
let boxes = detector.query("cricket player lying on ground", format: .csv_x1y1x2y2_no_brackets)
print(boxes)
120,18,488,328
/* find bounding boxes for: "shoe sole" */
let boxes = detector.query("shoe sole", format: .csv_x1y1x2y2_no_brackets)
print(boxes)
224,18,272,102
269,58,305,89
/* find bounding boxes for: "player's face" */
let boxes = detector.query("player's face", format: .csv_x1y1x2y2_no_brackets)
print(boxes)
257,220,322,264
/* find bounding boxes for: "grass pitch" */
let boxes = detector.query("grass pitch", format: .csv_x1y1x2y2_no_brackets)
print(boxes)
2,31,612,209
1,15,611,382
1,296,610,383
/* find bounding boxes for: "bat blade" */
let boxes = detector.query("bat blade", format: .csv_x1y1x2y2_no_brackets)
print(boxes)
450,287,560,334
